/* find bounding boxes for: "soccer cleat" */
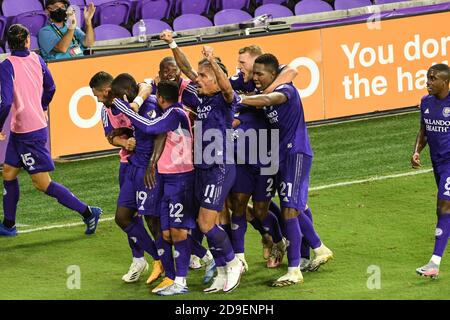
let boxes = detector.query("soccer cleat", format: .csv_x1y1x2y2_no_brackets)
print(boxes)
223,259,244,293
300,258,311,272
271,268,304,287
236,254,249,272
308,245,333,272
122,259,149,283
146,260,164,285
267,239,286,268
189,255,202,269
157,283,189,296
203,274,226,293
151,277,174,293
261,235,273,260
416,262,440,279
0,223,17,237
203,258,216,284
83,206,102,235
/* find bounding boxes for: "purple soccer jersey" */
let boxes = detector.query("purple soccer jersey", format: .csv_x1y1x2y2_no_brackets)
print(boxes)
229,71,256,93
263,83,313,162
421,93,450,200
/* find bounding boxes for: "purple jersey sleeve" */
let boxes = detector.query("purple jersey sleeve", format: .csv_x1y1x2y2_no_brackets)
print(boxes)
273,84,295,105
101,106,114,136
113,99,180,135
181,83,201,109
38,55,56,111
0,59,14,131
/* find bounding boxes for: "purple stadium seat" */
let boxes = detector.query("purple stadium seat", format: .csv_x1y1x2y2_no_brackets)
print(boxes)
90,0,116,5
255,4,293,18
294,0,334,15
94,24,131,40
334,0,373,10
11,11,48,37
138,0,172,20
214,9,252,26
70,0,87,6
2,0,43,17
132,19,171,35
216,0,250,11
94,0,131,26
173,14,213,31
0,47,4,54
180,0,211,15
256,0,287,5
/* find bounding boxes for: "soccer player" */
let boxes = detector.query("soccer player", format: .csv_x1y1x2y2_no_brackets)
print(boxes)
239,53,332,286
0,24,102,237
412,63,450,279
113,80,199,295
108,73,167,288
89,71,165,284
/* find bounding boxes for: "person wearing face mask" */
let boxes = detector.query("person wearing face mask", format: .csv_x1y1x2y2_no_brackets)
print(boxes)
38,0,95,61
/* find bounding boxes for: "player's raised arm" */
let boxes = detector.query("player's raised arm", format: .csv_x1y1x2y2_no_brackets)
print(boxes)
411,124,427,169
203,47,234,104
239,92,287,109
160,30,197,82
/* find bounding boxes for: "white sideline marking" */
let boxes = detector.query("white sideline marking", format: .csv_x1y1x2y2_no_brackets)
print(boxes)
310,169,433,191
19,217,115,234
18,169,433,234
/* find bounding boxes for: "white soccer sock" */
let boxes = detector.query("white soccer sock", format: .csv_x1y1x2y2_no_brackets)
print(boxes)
175,276,186,286
431,255,442,266
288,266,300,273
133,257,146,264
217,266,226,276
227,256,242,268
313,243,325,254
236,253,245,261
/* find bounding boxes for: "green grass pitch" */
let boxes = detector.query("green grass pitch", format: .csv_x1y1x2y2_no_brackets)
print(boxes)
1,111,449,300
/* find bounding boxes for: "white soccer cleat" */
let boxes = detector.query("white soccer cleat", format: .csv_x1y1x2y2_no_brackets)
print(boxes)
272,268,304,287
203,274,226,293
236,253,249,272
416,261,440,279
309,244,333,272
122,259,149,283
223,259,244,293
189,255,202,270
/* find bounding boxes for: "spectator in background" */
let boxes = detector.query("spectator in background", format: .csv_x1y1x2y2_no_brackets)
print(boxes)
38,0,96,61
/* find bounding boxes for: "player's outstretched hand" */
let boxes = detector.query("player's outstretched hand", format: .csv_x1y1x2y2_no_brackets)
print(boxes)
144,164,157,189
125,137,136,151
202,46,214,61
0,132,6,141
411,152,421,169
160,30,173,44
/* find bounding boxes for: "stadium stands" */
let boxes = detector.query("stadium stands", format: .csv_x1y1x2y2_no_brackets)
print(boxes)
0,15,6,40
334,0,373,10
215,0,251,11
180,0,211,15
5,35,39,52
214,8,252,25
173,13,213,31
132,18,171,35
93,0,131,26
137,0,172,20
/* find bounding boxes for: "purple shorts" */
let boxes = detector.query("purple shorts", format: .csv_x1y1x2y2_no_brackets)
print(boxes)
119,162,129,189
195,164,236,212
433,165,450,201
4,137,54,174
117,165,161,216
276,153,312,212
159,172,196,231
231,164,275,202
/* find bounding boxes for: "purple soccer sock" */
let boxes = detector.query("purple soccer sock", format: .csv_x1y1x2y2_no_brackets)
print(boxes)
174,239,190,277
155,235,175,280
206,225,235,264
269,201,282,221
207,236,227,267
2,179,19,227
127,215,145,259
301,208,313,259
433,214,450,258
262,211,283,243
220,223,232,239
188,234,207,258
191,226,205,244
284,217,302,268
298,210,321,250
231,213,247,254
124,221,158,260
45,181,88,215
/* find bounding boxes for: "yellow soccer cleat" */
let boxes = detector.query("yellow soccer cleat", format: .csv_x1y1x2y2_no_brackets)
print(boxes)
151,277,174,293
146,260,164,285
271,268,304,287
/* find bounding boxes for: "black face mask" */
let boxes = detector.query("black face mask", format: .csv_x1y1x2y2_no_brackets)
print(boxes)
49,8,67,23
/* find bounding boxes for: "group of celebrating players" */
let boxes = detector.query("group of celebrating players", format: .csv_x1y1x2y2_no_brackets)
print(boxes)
88,30,333,296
